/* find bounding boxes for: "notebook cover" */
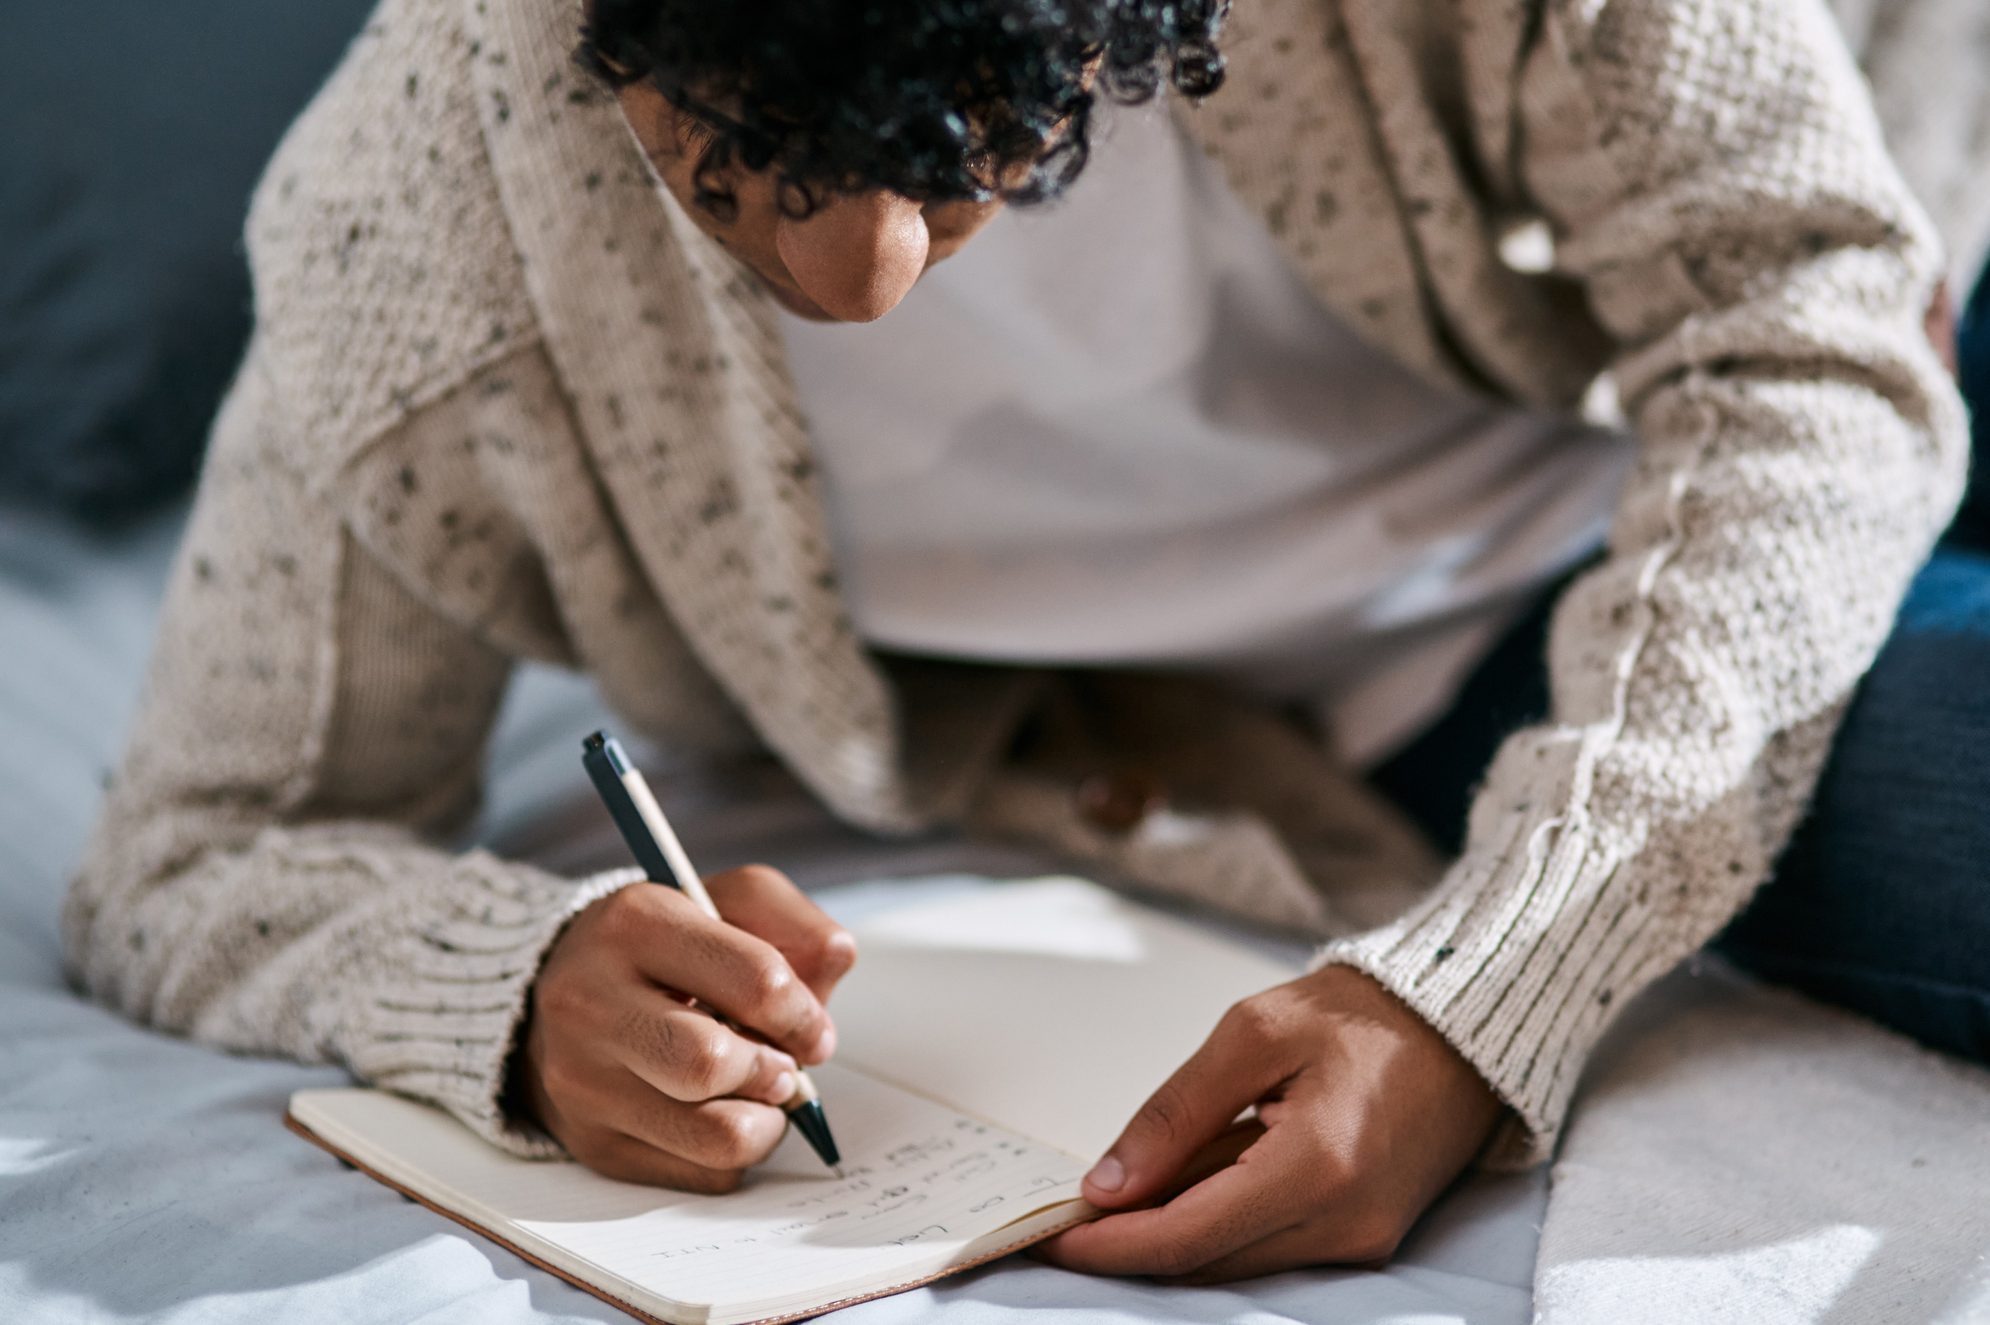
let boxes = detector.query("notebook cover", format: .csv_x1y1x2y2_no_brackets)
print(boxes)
285,1109,1092,1325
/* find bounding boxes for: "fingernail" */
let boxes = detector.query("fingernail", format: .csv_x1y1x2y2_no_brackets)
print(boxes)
1085,1154,1125,1194
807,1024,836,1064
769,1071,796,1103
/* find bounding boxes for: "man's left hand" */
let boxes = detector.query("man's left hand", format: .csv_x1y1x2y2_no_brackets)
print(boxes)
1037,965,1506,1282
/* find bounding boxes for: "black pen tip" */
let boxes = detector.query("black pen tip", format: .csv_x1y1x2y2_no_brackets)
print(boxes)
582,731,607,752
789,1099,841,1168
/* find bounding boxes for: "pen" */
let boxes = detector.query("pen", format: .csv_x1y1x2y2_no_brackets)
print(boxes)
581,731,842,1170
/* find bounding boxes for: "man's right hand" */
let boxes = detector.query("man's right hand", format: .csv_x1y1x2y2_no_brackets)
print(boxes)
512,864,856,1192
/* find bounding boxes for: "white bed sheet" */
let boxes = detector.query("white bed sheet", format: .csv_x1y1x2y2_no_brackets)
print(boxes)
0,506,1545,1324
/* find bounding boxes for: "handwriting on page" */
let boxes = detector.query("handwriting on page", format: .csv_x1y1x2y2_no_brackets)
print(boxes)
642,1118,1070,1258
511,1063,1086,1310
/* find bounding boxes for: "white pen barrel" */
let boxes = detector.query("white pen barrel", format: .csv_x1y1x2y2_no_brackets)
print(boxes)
620,769,716,918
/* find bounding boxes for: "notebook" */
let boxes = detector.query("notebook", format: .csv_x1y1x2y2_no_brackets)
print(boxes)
286,877,1300,1325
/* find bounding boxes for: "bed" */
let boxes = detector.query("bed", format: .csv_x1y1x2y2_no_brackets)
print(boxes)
0,504,1546,1324
10,495,1988,1325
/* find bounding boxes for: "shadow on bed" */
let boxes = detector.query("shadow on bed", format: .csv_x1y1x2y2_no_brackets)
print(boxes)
0,992,632,1322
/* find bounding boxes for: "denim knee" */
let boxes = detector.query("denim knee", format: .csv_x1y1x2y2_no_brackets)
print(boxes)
1715,549,1990,1063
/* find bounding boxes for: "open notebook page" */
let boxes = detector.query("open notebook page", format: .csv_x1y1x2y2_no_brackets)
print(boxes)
831,877,1303,1161
291,1062,1087,1325
289,878,1303,1323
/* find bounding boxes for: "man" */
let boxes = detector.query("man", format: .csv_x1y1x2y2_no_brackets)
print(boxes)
70,0,1985,1283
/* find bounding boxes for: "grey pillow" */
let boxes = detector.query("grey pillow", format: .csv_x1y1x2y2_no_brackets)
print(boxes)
0,3,376,524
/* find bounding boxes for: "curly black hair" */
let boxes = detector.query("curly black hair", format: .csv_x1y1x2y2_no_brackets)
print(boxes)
578,0,1229,221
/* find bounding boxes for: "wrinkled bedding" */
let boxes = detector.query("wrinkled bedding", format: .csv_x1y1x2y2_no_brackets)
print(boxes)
0,506,1543,1324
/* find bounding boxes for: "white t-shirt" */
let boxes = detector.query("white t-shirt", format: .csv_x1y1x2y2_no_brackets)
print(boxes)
776,101,1633,765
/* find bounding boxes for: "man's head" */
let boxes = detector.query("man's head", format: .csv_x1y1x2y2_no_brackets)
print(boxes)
579,0,1228,322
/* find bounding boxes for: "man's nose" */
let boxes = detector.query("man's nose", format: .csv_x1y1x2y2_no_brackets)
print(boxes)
775,189,930,322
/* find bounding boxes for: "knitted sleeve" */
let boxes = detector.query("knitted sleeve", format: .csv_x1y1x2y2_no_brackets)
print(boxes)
63,342,642,1157
1314,0,1970,1167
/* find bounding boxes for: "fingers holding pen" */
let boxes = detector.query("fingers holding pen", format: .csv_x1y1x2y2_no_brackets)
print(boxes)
614,1003,801,1105
544,1078,789,1192
705,864,859,1003
600,882,838,1065
517,881,823,1191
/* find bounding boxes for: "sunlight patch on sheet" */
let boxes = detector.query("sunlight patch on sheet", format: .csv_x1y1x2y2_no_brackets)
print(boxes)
1539,1224,1879,1324
0,1136,67,1173
847,878,1149,963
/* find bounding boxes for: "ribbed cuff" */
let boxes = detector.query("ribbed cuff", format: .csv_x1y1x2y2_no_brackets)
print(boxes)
1312,811,1661,1171
348,859,647,1158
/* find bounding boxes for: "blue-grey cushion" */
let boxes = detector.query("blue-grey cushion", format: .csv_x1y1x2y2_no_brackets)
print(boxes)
0,3,376,524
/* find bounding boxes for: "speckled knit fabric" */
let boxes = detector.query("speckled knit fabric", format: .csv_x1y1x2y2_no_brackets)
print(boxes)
67,0,1973,1170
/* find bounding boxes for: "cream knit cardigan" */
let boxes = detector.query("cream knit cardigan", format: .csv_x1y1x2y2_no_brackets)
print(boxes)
68,0,1974,1171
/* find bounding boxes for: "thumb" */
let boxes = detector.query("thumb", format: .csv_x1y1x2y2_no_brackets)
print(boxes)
1084,1007,1286,1209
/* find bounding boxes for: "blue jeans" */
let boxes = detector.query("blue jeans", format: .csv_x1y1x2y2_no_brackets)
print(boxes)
1372,278,1990,1064
1957,271,1990,552
1372,549,1990,1065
